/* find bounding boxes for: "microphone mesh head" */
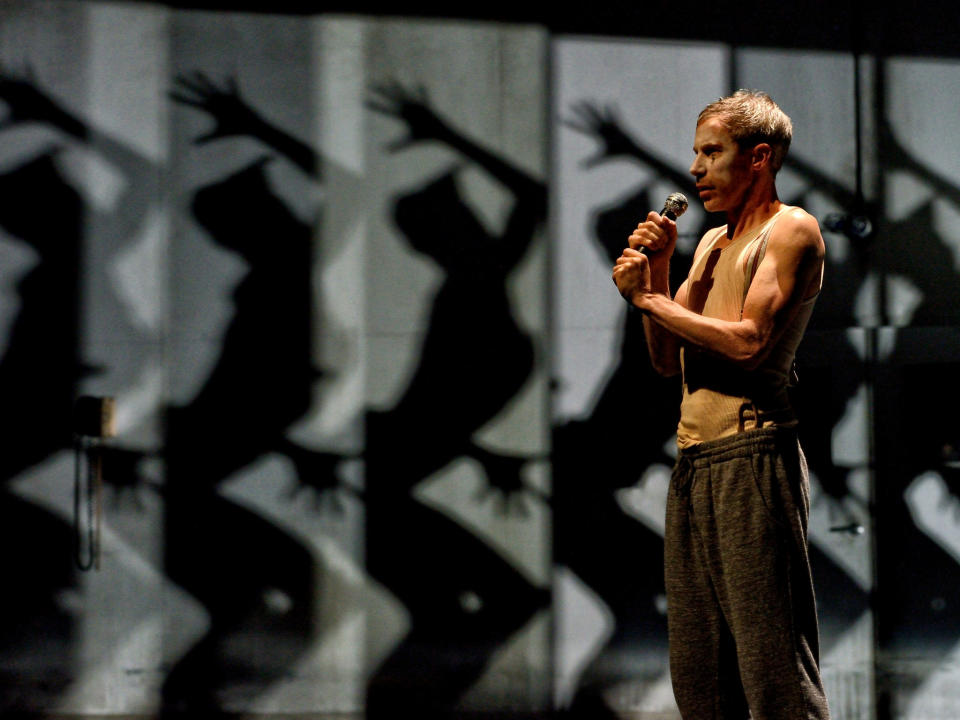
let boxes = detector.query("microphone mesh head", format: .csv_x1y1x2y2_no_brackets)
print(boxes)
664,192,689,219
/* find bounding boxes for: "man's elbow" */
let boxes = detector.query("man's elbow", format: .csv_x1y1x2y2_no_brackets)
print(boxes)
733,341,770,371
729,330,771,371
651,357,682,377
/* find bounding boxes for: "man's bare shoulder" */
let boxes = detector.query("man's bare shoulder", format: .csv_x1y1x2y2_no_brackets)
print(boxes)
770,206,825,257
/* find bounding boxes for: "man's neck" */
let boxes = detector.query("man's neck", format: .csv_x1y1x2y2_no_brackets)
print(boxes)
724,183,782,243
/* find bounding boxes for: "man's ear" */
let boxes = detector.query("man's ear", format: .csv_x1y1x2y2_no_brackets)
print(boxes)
751,143,774,170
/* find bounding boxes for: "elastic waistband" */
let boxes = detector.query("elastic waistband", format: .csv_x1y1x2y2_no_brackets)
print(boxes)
678,423,798,468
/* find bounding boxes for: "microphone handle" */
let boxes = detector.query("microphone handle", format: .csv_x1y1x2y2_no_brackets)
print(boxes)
661,204,679,221
639,206,676,254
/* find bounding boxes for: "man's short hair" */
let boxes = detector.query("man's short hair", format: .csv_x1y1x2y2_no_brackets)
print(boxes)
697,89,793,172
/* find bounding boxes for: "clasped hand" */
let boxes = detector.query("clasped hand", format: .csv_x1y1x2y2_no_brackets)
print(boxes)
612,211,676,306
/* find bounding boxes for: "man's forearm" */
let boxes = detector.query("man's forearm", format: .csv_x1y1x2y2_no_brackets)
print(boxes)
642,309,682,376
639,257,682,376
637,291,769,370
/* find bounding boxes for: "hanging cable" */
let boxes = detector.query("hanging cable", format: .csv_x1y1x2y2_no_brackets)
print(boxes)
72,396,115,572
73,435,101,571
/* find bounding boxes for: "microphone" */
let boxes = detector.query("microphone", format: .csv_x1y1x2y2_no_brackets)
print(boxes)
660,192,689,221
638,192,689,255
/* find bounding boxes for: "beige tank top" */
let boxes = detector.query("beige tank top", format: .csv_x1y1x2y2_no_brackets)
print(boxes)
676,206,819,449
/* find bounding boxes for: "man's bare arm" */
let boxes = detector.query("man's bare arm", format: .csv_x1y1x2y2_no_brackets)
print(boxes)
619,209,824,370
642,278,686,376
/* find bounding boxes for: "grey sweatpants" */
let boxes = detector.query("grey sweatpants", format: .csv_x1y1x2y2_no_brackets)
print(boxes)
664,426,830,720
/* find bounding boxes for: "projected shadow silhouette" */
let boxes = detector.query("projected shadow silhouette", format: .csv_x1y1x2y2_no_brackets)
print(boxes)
0,151,84,707
160,158,318,716
553,186,685,718
364,84,549,716
0,67,187,708
161,74,338,716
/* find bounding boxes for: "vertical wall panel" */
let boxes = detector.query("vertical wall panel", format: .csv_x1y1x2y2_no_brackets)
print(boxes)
0,0,97,711
551,40,878,720
361,17,551,714
162,10,360,717
71,4,172,713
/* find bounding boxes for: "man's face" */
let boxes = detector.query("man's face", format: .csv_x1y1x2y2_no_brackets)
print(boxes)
688,116,755,214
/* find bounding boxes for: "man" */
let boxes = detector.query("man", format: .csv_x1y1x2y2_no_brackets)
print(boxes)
612,89,830,720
